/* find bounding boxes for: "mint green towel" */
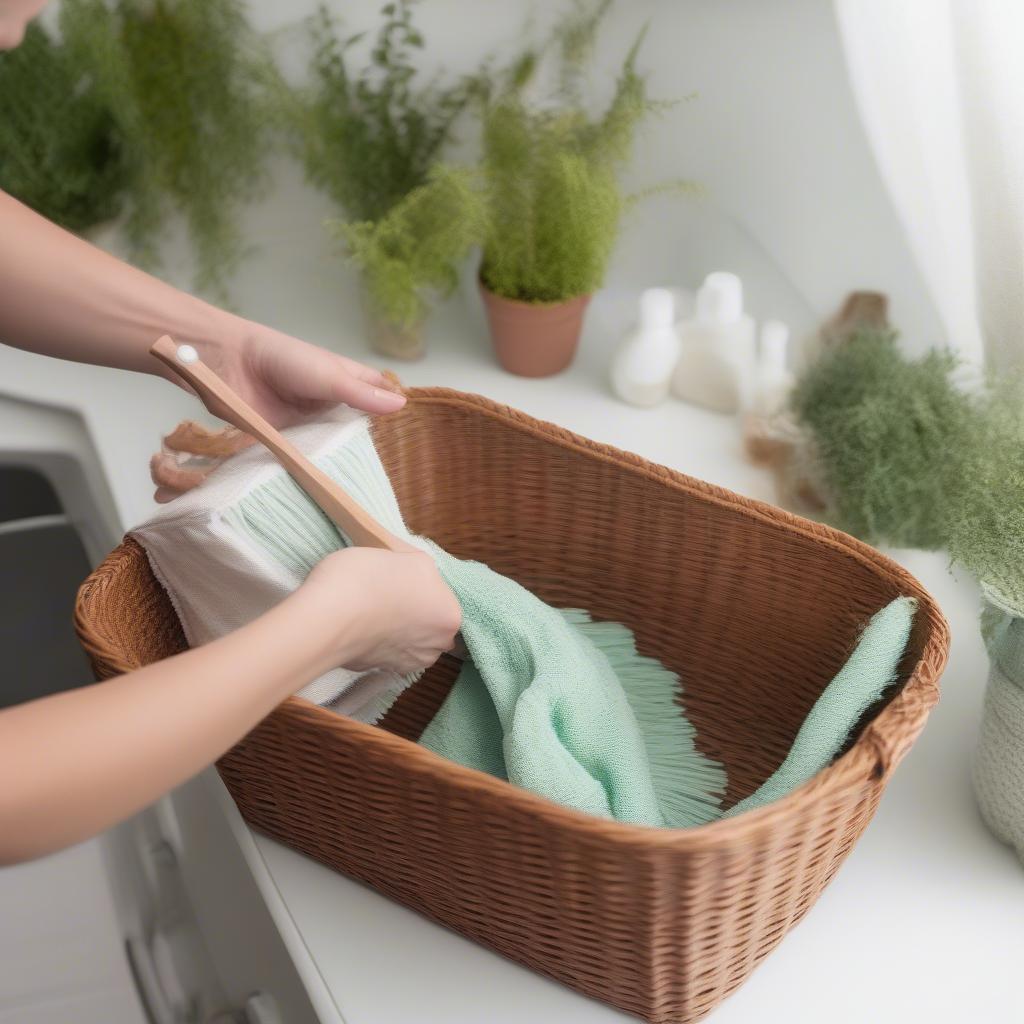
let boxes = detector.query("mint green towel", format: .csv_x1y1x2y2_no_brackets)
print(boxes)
726,596,916,816
418,604,727,826
226,418,726,828
224,416,914,827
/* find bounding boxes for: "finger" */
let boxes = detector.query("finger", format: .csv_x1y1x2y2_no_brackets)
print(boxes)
255,337,407,417
336,356,405,395
335,355,386,383
330,370,406,414
150,452,214,495
308,351,406,413
163,420,254,458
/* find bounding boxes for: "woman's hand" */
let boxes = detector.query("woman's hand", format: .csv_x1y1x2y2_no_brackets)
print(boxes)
150,322,405,501
298,548,462,676
0,543,459,865
0,192,405,500
0,190,409,406
192,322,406,427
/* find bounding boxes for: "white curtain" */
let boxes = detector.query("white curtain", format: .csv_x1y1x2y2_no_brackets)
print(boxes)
835,0,1024,372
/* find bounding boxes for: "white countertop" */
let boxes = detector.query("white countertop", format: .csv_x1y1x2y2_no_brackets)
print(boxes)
2,282,1021,1023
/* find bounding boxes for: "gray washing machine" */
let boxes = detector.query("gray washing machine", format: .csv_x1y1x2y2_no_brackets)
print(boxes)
0,392,319,1024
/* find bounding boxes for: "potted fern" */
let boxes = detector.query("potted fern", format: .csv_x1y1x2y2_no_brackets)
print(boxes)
0,22,127,233
946,382,1024,864
60,0,270,299
476,3,680,377
790,330,1024,863
335,166,485,356
789,328,977,549
281,2,478,359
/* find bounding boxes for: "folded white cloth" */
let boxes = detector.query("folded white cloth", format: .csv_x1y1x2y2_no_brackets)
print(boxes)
131,408,406,721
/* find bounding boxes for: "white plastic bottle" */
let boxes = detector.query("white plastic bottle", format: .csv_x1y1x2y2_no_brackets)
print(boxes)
743,319,800,464
671,272,757,414
751,320,795,417
610,288,681,407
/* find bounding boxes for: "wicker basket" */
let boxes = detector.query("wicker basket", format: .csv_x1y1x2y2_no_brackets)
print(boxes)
75,388,948,1023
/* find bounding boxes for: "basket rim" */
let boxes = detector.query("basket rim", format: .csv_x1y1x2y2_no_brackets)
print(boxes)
79,386,950,850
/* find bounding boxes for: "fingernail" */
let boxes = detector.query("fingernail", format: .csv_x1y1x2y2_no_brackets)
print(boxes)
376,388,406,407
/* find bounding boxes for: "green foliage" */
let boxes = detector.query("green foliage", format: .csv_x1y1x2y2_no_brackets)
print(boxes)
283,1,477,224
946,380,1024,611
272,0,479,329
478,3,684,304
791,329,979,549
335,165,486,329
793,328,1024,608
0,22,127,232
60,0,270,296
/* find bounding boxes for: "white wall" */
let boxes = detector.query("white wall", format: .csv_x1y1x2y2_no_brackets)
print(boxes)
214,0,944,356
2,0,945,528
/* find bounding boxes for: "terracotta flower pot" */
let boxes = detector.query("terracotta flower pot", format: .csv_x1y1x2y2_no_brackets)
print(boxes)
479,279,591,377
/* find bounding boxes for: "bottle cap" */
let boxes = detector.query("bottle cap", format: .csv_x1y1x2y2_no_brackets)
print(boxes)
638,288,675,330
696,272,743,324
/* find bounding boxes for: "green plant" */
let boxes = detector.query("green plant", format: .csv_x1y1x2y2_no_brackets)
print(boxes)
0,22,127,232
791,329,979,549
283,1,478,224
60,0,270,296
478,1,686,304
792,327,1024,608
335,165,486,330
946,379,1024,611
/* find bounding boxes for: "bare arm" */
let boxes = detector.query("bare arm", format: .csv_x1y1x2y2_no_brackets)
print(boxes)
0,189,235,375
0,189,405,421
0,548,460,865
0,193,463,864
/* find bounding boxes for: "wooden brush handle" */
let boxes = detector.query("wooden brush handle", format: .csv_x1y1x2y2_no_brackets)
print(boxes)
150,335,403,551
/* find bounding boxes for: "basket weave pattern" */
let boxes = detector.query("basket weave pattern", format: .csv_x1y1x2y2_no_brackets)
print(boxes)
75,389,948,1023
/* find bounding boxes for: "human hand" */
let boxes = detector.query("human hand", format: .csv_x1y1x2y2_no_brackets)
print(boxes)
298,548,462,676
150,322,405,501
192,322,406,426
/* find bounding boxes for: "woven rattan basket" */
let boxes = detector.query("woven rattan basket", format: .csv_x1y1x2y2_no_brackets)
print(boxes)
76,388,948,1023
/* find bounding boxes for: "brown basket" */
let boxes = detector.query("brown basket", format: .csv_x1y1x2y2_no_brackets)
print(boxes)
75,388,948,1023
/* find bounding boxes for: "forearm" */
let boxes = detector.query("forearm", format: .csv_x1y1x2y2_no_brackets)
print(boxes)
0,586,347,864
0,189,242,376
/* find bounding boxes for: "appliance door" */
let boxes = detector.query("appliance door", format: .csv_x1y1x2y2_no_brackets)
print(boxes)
0,402,320,1023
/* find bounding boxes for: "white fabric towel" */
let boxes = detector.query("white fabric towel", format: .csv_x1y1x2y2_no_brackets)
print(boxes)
131,408,406,721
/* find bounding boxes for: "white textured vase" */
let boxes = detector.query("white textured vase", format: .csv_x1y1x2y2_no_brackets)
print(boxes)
973,591,1024,863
